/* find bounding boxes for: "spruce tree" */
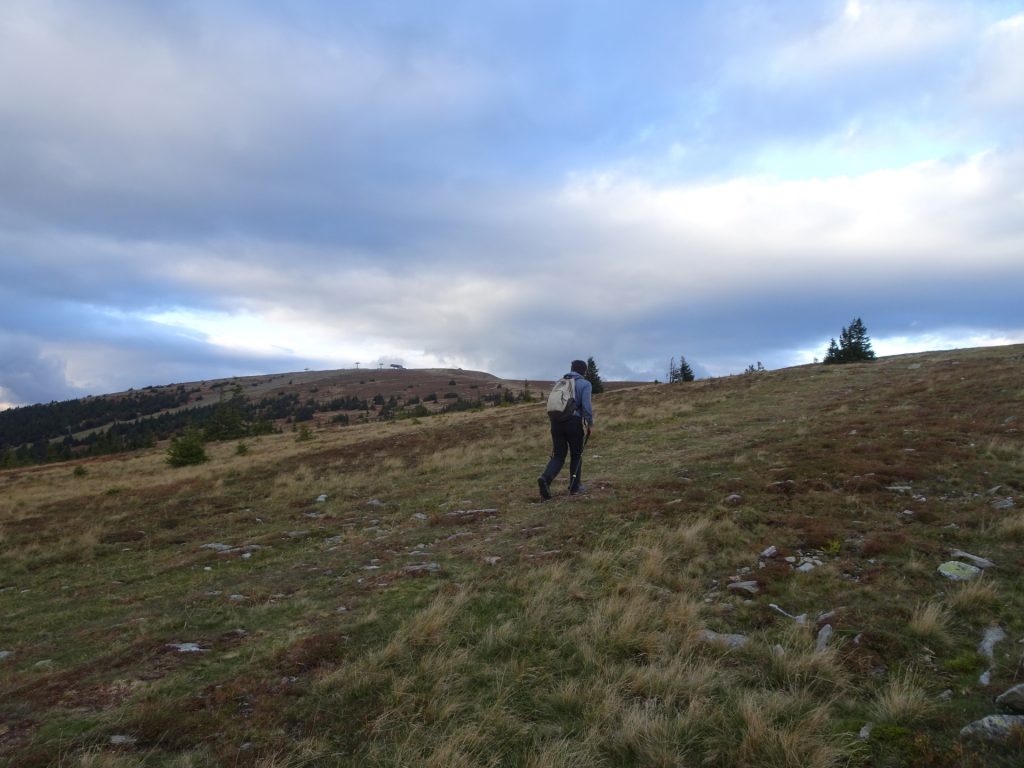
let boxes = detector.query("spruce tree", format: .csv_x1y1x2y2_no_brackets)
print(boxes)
678,356,695,382
824,318,876,364
585,357,605,394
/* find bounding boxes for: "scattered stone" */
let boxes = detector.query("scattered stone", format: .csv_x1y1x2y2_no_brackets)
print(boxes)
768,603,807,624
766,480,795,494
229,594,246,601
960,715,1024,743
937,561,981,581
367,499,385,507
727,580,760,595
886,485,913,492
724,493,743,506
950,549,995,569
201,543,232,552
0,651,11,661
996,683,1024,713
412,512,429,521
784,556,797,563
33,659,55,669
316,494,328,503
938,689,954,701
815,624,833,653
772,644,785,657
167,643,206,653
760,545,778,558
286,530,310,539
441,508,498,524
109,735,137,746
796,562,817,573
403,562,441,576
990,497,1015,510
336,606,349,613
858,723,874,740
900,509,915,517
483,556,501,565
698,629,749,649
978,625,1007,686
979,626,1007,662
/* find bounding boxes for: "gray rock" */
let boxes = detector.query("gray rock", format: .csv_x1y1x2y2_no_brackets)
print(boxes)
403,562,441,576
316,494,328,503
0,650,11,661
724,493,743,506
960,714,1024,742
201,543,232,551
858,722,874,740
950,549,995,569
937,561,981,581
990,497,1015,510
698,629,748,649
110,735,137,746
815,624,833,653
996,683,1024,713
727,580,760,595
760,545,778,558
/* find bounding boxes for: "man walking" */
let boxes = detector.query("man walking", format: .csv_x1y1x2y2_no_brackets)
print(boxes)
538,359,594,499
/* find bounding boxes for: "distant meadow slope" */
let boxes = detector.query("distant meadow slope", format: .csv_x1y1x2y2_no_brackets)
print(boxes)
1,345,1023,767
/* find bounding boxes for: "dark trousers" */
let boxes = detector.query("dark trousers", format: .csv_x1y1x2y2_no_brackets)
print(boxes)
541,416,585,493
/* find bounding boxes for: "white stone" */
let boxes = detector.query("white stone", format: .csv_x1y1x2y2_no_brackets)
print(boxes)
316,494,328,503
167,642,205,653
760,545,778,558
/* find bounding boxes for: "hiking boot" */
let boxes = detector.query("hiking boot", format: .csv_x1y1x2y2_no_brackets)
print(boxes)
569,483,586,496
537,476,551,500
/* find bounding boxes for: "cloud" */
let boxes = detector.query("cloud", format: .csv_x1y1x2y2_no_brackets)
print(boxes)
1,1,1022,406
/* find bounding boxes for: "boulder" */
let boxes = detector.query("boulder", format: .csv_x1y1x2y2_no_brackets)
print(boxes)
960,714,1024,742
996,683,1024,713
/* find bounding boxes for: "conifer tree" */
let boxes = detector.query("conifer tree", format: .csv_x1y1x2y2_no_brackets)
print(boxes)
824,317,876,364
678,355,695,382
585,356,605,394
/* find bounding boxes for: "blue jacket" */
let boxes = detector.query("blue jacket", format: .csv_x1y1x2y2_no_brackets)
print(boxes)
567,372,594,426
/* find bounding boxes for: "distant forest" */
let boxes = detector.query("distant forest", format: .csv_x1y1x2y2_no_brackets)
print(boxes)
0,383,526,468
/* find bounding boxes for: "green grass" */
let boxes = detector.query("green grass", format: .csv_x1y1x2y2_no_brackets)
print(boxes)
2,345,1024,766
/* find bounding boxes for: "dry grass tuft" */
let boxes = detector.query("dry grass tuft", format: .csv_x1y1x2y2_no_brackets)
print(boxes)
871,669,934,724
946,576,999,617
907,601,950,645
994,512,1024,541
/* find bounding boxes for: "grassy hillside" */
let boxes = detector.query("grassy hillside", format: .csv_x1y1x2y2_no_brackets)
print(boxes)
1,345,1023,767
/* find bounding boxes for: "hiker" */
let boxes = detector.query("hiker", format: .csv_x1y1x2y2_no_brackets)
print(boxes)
538,359,594,499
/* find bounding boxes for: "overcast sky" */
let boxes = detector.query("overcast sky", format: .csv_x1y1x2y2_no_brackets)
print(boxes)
2,0,1023,408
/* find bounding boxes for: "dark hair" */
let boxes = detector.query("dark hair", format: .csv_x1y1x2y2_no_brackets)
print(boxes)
570,359,587,375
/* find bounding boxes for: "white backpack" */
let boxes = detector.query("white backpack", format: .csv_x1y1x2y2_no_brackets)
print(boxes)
546,376,577,422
